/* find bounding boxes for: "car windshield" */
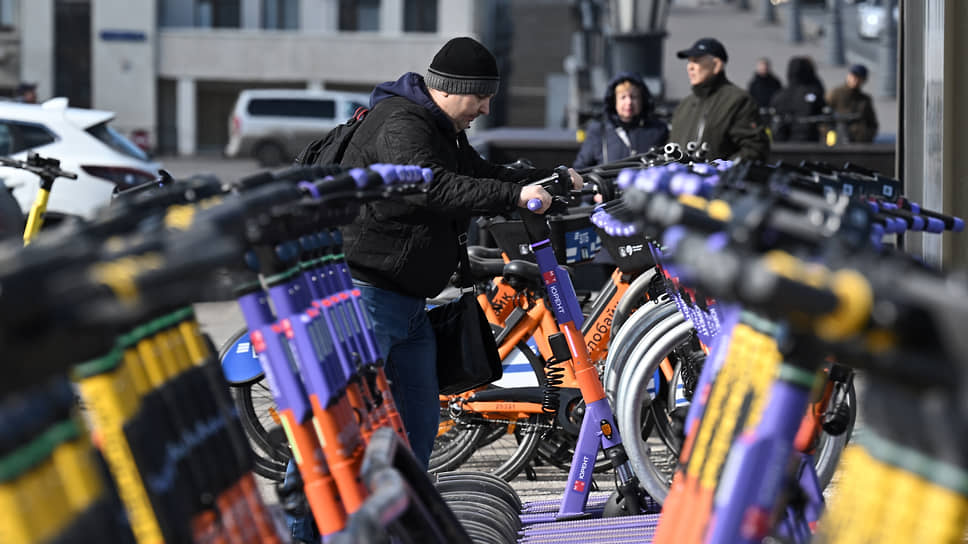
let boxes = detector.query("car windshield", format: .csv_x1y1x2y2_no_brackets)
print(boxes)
86,122,149,161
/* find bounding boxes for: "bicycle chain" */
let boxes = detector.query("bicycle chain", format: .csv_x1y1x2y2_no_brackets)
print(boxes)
450,413,556,433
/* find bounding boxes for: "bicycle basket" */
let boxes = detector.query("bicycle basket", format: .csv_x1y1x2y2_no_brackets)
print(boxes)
594,227,655,275
486,212,601,265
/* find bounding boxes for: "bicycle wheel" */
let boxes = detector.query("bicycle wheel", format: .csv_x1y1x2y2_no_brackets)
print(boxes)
430,334,544,475
615,320,697,503
619,322,858,504
232,378,290,481
443,413,547,482
429,403,485,473
610,267,659,336
218,327,291,482
603,299,680,401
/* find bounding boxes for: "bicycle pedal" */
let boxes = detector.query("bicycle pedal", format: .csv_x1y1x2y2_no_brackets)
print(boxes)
524,464,537,481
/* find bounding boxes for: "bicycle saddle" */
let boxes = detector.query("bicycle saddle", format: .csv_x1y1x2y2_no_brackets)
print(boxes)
502,259,541,284
468,245,504,260
468,246,506,279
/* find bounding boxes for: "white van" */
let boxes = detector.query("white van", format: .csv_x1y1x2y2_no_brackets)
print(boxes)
225,89,370,166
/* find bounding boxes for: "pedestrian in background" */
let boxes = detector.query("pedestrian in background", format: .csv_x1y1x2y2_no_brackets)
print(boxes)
573,71,668,169
14,82,36,104
769,56,826,142
827,64,879,143
747,57,782,110
668,37,769,162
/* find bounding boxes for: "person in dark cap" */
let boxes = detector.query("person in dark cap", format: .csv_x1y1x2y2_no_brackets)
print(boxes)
668,37,769,161
338,36,581,469
573,71,668,169
826,63,879,143
15,82,36,103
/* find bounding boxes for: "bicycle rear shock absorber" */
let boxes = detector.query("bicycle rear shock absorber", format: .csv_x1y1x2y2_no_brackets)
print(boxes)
542,333,572,415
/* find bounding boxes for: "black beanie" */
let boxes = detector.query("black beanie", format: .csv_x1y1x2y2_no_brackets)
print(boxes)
425,37,500,96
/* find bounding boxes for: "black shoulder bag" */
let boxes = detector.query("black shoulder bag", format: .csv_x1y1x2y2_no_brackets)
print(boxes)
426,228,503,395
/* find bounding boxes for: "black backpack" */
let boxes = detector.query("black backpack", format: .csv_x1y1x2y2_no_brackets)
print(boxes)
293,106,369,166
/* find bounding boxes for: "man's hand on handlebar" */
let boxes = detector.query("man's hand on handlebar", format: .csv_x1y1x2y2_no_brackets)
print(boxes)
519,184,552,214
567,168,583,191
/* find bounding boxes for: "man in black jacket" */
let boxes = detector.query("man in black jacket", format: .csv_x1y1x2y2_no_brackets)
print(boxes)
668,38,769,162
747,58,782,110
339,37,580,469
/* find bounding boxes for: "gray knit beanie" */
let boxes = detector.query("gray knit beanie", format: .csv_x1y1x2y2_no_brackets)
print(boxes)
425,37,500,96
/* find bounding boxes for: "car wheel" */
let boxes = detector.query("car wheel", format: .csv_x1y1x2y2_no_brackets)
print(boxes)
254,141,286,167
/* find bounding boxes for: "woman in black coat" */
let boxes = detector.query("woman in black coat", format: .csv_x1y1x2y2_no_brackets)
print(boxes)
769,56,827,143
574,72,668,169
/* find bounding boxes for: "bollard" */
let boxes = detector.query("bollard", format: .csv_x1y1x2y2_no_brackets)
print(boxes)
879,0,898,98
787,0,803,44
761,0,776,23
827,0,846,66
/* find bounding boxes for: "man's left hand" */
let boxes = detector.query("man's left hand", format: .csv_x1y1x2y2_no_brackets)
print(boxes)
567,168,583,191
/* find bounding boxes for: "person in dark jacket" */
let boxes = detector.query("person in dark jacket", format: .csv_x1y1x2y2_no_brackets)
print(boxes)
826,64,879,143
668,37,769,162
769,56,827,142
747,58,782,110
338,37,582,469
573,72,668,169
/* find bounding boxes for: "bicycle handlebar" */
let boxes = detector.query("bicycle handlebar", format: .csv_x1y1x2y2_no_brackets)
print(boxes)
0,153,78,183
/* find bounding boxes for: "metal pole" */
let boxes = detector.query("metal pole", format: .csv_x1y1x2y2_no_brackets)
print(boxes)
827,0,846,66
761,0,776,24
879,0,898,98
787,0,803,44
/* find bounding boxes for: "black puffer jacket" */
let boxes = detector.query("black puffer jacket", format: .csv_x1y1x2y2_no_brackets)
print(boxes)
770,57,826,142
339,72,549,298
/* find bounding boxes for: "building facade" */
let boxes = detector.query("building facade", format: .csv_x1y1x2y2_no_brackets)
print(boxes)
17,0,577,155
19,0,501,155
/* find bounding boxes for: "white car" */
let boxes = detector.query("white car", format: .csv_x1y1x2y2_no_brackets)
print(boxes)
0,98,162,221
225,89,370,166
857,0,899,40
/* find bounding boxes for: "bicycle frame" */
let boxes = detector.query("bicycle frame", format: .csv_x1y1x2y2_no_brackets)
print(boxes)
515,206,650,519
451,265,646,426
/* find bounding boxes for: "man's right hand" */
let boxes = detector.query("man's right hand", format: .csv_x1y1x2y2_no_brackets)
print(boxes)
519,184,552,214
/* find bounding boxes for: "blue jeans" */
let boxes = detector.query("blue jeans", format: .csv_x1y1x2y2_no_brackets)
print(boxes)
284,460,320,543
354,281,439,469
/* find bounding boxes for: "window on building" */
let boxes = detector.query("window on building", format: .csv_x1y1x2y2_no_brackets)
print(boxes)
339,0,380,31
247,98,337,119
263,0,299,29
196,0,241,28
0,0,16,29
404,0,436,33
0,121,57,156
